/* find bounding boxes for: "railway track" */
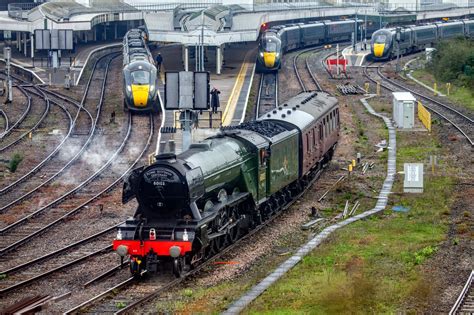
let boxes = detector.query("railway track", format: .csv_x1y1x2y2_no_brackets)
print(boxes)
0,53,132,255
0,109,8,137
293,47,323,92
255,72,279,118
0,86,55,153
0,83,31,140
450,270,474,314
0,52,123,214
364,63,473,146
0,113,155,305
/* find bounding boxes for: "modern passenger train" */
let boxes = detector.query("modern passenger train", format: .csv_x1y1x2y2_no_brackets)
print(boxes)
256,19,362,72
122,29,161,113
371,19,474,60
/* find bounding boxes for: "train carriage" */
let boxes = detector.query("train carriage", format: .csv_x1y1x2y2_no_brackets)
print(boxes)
301,22,325,47
122,29,162,113
436,21,464,39
324,20,359,42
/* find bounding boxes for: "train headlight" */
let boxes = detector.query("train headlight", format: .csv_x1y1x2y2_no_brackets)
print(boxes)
126,85,132,93
116,245,128,257
276,53,280,57
259,52,264,57
150,85,155,92
169,246,181,258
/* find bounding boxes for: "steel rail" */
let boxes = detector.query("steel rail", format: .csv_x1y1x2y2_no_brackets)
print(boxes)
0,112,132,253
304,49,323,92
293,47,324,92
0,52,121,214
0,109,8,138
0,225,118,275
449,270,474,315
62,114,155,314
255,73,278,118
0,246,112,295
0,113,154,256
0,50,111,196
0,114,153,299
0,84,31,140
0,86,53,152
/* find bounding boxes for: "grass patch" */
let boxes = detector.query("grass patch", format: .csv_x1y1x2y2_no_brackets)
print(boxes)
411,69,474,111
243,117,453,313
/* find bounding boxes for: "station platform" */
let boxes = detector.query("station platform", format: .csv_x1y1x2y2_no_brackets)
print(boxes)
342,43,371,67
156,42,257,155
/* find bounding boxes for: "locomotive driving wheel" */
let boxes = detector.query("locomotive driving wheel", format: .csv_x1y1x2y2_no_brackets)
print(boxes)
173,257,184,278
227,207,240,244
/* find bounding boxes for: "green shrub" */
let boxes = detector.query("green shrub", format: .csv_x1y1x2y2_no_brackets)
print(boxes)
8,153,23,172
429,38,474,90
414,246,437,265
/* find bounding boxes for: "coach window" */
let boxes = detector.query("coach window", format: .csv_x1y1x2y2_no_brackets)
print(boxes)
325,117,328,136
319,124,323,140
312,128,316,147
336,109,339,125
323,119,326,138
330,112,333,131
306,132,310,152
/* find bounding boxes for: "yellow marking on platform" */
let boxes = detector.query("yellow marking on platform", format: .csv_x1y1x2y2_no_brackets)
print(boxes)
221,50,254,126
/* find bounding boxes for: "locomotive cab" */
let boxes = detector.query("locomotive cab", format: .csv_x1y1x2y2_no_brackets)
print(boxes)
371,29,393,60
123,61,158,111
257,31,282,72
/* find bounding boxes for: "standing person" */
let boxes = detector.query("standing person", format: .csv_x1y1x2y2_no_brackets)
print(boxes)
211,87,220,114
155,53,163,72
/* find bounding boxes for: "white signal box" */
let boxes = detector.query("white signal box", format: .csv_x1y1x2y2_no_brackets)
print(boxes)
392,92,416,129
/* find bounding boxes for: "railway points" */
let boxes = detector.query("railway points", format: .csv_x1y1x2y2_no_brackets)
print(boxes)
0,2,473,314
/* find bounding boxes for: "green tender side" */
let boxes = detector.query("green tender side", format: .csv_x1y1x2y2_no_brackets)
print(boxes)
267,130,300,195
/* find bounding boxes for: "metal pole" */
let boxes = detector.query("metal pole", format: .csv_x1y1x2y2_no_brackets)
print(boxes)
354,11,358,52
201,10,205,72
182,110,191,151
4,47,13,103
396,27,401,73
195,42,198,72
364,14,367,40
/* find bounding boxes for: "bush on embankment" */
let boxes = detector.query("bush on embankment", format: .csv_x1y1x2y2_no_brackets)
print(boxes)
429,38,474,90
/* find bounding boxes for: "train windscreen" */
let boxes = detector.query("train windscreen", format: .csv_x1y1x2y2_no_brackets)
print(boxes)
131,71,150,85
374,34,387,43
